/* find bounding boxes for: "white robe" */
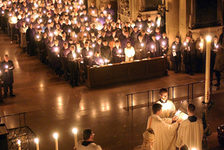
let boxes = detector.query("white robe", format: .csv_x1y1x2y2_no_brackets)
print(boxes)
147,115,178,150
156,100,176,118
176,118,203,150
124,47,135,62
77,141,102,150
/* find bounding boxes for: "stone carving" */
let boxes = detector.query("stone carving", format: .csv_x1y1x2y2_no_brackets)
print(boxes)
120,0,130,16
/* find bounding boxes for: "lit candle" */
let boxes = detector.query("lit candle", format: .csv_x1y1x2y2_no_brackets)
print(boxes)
72,52,77,59
72,128,78,148
34,138,39,150
53,132,59,150
54,47,59,53
147,28,151,33
104,59,109,64
17,140,21,150
172,45,176,49
141,43,144,47
26,18,30,22
156,35,160,41
199,42,203,50
118,49,122,54
139,24,142,29
151,45,155,49
88,51,93,57
205,35,212,104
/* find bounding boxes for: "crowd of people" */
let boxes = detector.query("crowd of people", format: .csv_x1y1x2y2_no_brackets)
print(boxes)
0,0,223,87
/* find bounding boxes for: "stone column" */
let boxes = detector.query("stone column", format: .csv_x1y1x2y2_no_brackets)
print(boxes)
217,0,223,25
130,0,141,20
189,0,196,28
166,0,179,45
179,0,188,40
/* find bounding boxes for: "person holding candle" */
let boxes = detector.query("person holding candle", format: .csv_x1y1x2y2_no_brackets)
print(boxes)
148,35,160,58
210,36,219,85
213,46,224,90
76,129,102,150
112,40,124,63
159,32,169,56
195,35,206,73
176,104,203,150
170,36,181,73
1,55,15,98
182,35,196,75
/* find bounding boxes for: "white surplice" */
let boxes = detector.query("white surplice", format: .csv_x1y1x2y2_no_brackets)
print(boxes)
147,114,178,150
156,100,176,118
176,118,203,150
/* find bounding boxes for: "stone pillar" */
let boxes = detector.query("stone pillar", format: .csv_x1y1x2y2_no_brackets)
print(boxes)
189,0,196,28
179,0,188,40
166,0,179,45
96,0,109,9
129,0,141,20
217,0,223,25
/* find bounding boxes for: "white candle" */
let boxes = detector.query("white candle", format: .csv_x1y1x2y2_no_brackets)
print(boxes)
205,35,212,104
34,138,39,150
72,128,78,148
53,132,59,150
17,140,21,150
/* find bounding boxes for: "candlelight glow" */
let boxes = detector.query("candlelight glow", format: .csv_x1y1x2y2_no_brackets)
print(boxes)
72,128,78,134
10,16,18,24
17,139,21,146
53,132,59,139
172,45,176,49
206,35,212,43
34,138,39,144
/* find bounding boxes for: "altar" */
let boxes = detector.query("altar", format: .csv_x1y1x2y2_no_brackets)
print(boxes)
86,57,167,88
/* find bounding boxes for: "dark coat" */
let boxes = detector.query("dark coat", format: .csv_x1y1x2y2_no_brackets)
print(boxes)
1,60,14,84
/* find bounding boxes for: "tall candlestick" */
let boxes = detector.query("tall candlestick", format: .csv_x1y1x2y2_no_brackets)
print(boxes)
72,128,78,148
205,35,212,104
34,138,39,150
17,140,21,150
53,132,59,150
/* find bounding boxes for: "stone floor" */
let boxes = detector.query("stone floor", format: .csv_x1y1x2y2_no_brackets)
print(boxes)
0,32,223,150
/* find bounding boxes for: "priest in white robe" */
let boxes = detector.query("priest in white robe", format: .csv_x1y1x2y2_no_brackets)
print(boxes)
176,104,203,150
156,88,176,118
147,103,179,150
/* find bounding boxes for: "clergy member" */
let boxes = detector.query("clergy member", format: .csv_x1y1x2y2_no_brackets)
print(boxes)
147,103,179,150
77,129,102,150
156,88,176,118
176,104,203,150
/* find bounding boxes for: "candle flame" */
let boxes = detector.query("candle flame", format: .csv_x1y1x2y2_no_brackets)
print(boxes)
34,138,39,144
72,128,78,134
53,132,59,139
